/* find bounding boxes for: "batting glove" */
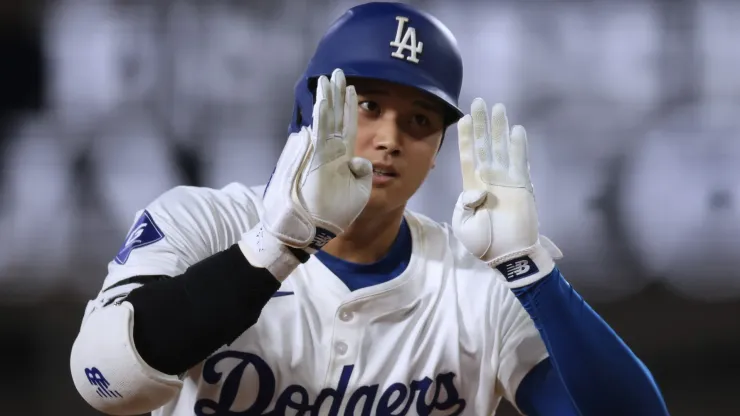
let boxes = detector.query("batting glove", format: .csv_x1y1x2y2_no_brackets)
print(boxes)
240,69,373,280
452,99,562,288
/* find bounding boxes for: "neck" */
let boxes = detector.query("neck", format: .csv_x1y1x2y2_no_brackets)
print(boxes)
321,205,406,264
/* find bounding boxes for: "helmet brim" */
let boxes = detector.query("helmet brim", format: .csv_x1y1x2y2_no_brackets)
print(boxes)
307,61,464,125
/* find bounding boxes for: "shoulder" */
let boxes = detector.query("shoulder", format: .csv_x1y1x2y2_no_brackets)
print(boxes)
141,182,266,233
148,182,264,215
105,182,266,280
92,183,268,315
145,181,266,247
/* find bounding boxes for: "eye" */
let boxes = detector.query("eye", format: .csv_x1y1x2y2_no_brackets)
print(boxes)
359,100,380,114
412,114,431,127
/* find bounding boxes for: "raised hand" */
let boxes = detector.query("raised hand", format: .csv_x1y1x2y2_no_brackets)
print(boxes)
242,69,373,279
452,99,561,288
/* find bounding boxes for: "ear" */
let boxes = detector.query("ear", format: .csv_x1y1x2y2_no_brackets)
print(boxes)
436,130,446,153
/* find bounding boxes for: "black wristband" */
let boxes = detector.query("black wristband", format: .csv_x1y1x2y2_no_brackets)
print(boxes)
287,246,310,263
125,244,281,376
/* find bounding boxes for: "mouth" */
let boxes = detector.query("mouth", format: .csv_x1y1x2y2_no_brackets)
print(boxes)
371,164,398,178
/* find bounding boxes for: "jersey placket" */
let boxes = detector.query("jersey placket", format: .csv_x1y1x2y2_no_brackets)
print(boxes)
321,300,364,396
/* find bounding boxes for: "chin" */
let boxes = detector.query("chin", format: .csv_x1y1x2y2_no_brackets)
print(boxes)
365,186,407,215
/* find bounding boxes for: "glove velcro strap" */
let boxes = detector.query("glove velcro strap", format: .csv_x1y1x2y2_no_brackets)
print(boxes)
239,223,303,282
488,245,555,288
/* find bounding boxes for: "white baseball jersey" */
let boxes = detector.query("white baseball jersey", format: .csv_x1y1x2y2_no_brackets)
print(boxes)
89,182,548,416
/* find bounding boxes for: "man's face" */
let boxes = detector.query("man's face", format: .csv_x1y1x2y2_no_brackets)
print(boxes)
349,78,446,215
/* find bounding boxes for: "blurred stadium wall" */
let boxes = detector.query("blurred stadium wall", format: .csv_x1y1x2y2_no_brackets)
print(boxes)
0,0,738,414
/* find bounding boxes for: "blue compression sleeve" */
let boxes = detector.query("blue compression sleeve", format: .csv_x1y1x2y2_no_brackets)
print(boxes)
512,268,669,416
516,358,579,416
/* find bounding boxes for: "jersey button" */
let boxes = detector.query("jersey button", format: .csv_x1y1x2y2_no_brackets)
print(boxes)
339,310,354,322
335,341,348,355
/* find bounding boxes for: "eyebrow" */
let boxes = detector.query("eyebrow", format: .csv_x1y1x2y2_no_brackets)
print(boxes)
356,88,443,113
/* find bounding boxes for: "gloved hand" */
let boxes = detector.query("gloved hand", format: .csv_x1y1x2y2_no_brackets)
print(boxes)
240,69,373,280
452,99,562,288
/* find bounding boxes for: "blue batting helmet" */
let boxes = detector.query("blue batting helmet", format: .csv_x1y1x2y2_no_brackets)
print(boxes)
289,2,464,134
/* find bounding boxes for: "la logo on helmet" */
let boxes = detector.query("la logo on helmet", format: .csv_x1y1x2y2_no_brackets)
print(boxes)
390,16,424,64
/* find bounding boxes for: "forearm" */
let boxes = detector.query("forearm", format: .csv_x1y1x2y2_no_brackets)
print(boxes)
125,244,297,375
513,268,669,416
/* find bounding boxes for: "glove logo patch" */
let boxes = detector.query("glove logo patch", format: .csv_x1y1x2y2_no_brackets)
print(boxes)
308,227,336,251
390,16,423,64
114,210,165,265
496,256,539,282
85,367,123,398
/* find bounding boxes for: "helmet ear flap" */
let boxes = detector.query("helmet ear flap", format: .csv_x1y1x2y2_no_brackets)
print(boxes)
288,76,316,135
307,77,319,103
288,101,302,135
295,107,303,126
288,99,310,136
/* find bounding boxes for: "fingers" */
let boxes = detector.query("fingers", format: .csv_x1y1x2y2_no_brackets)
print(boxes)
459,189,488,211
329,69,358,157
330,69,346,135
348,156,372,178
457,114,477,190
509,125,531,186
316,70,356,157
314,96,331,151
489,103,510,172
471,98,493,173
465,99,531,188
312,76,331,142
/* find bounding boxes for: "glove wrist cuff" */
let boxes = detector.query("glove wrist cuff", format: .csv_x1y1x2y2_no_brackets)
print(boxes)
239,222,307,282
487,244,555,288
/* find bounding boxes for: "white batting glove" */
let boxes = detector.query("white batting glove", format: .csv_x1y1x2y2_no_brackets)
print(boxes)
452,99,562,288
240,69,373,280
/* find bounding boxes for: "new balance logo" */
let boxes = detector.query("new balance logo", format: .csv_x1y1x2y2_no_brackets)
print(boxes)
508,260,531,276
314,233,333,248
85,367,123,399
496,256,539,282
390,16,423,64
309,227,336,250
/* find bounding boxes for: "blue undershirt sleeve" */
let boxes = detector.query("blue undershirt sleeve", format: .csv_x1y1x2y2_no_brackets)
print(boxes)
512,268,669,416
515,358,579,416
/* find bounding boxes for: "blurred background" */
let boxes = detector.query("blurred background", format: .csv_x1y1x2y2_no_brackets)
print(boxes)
1,0,738,414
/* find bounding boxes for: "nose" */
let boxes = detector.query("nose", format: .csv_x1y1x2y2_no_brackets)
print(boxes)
374,116,402,156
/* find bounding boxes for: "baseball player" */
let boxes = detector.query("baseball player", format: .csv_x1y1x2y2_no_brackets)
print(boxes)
70,3,669,415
